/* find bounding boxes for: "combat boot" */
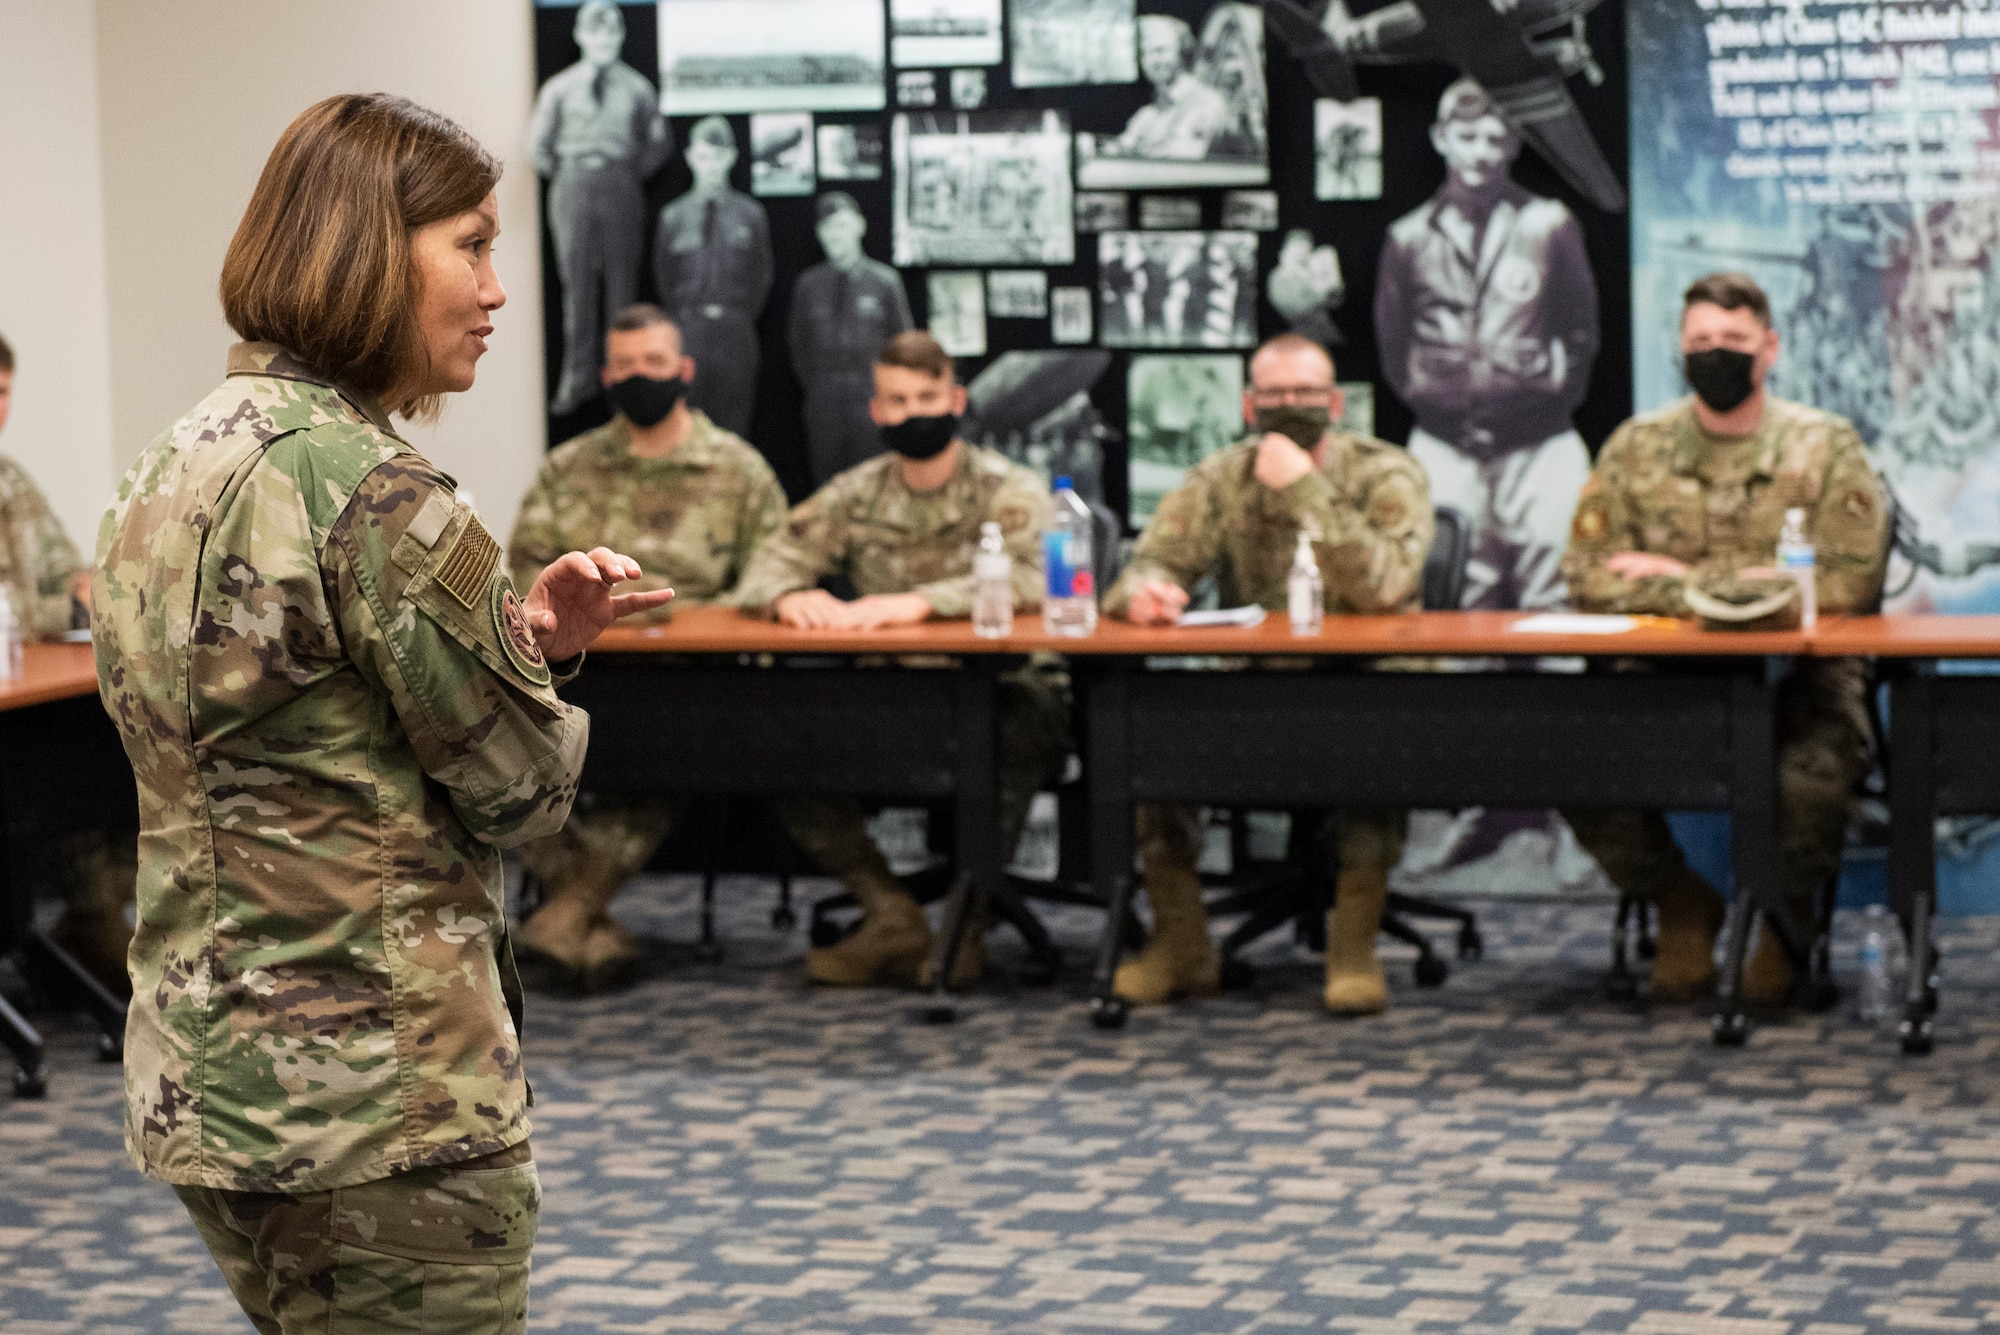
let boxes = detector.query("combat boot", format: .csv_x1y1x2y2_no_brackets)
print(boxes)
1113,861,1219,1006
579,915,643,995
806,870,931,987
1323,866,1389,1016
918,885,986,991
517,849,628,991
1650,866,1726,1001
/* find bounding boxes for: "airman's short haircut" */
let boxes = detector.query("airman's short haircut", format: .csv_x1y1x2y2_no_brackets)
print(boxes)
607,303,680,342
219,93,500,421
1250,332,1336,383
688,115,736,152
876,330,954,382
0,332,12,375
1682,271,1772,328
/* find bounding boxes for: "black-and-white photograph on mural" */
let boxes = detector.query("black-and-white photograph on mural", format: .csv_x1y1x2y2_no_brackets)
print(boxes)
1221,188,1278,231
1075,191,1129,232
987,270,1050,319
891,0,1003,67
1051,286,1093,344
1011,0,1139,88
896,70,939,107
1098,230,1256,349
964,350,1115,503
1266,227,1345,347
927,270,987,356
789,191,914,483
1139,195,1202,230
1127,353,1243,522
892,111,1076,266
651,115,775,435
1315,97,1383,201
658,0,887,114
1337,381,1374,438
816,122,883,180
1075,4,1267,188
531,0,675,416
750,112,815,196
950,68,988,110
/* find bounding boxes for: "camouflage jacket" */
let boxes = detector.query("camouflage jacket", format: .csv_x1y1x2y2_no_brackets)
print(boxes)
507,410,786,619
1105,433,1434,615
94,343,588,1194
0,453,82,638
1564,396,1887,617
731,443,1050,617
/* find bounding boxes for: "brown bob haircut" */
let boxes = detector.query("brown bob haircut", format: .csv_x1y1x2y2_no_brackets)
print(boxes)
1682,271,1771,329
875,330,954,381
220,94,500,419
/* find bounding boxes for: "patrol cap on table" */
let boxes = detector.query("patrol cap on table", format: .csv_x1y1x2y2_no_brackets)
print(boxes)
1682,572,1801,632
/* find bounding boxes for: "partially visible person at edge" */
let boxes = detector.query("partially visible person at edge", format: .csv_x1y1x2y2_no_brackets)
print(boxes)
1560,271,1887,1008
0,332,134,993
507,302,786,993
92,94,673,1335
1103,333,1434,1017
730,330,1068,992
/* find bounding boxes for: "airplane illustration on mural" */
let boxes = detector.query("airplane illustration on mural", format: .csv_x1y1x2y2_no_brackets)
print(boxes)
1260,0,1627,212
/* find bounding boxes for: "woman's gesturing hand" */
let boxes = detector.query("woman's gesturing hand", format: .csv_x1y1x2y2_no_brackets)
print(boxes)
525,548,674,662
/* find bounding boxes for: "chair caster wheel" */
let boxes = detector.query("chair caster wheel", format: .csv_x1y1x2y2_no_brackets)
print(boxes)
1218,959,1256,990
808,920,845,949
1413,955,1449,988
1456,927,1483,961
692,942,723,964
1900,1018,1935,1055
96,1033,122,1062
771,907,797,931
12,1067,47,1098
1089,996,1129,1030
1606,973,1638,1002
921,1001,958,1025
1711,1012,1749,1047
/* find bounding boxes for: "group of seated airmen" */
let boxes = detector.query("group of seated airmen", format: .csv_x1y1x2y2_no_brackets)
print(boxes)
0,270,1890,1021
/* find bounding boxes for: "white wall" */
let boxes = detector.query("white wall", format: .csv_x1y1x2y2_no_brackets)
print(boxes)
93,0,547,525
0,0,118,552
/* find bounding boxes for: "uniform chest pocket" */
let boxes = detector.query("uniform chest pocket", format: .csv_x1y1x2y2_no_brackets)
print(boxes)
1635,481,1708,561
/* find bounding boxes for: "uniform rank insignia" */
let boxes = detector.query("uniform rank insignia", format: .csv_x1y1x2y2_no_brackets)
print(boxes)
434,513,501,608
494,584,552,684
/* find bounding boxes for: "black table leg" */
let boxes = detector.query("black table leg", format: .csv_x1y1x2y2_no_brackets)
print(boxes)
0,990,46,1097
1086,663,1134,1030
1715,664,1783,1046
1888,668,1939,1055
926,666,1001,1024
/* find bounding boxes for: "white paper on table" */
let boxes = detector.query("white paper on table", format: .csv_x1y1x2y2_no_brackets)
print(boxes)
1177,606,1268,628
1508,613,1637,635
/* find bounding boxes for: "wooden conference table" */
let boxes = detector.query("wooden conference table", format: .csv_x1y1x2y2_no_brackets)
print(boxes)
0,643,133,1096
589,608,1809,1041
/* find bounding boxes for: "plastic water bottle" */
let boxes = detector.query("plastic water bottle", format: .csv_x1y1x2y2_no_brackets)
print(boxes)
0,587,22,682
1287,529,1323,635
1042,476,1098,637
972,520,1013,638
1856,902,1901,1025
1778,507,1817,628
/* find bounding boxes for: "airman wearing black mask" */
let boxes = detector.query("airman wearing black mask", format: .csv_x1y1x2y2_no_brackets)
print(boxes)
1561,272,1888,1009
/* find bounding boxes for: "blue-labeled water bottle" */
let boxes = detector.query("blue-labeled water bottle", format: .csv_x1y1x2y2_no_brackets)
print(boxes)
1042,475,1098,637
1777,507,1817,628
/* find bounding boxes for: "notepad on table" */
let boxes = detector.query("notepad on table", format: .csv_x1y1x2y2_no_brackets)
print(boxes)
1508,613,1637,635
1176,606,1268,628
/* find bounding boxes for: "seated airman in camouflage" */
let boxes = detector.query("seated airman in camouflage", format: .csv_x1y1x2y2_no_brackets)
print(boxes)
1561,272,1887,1005
1104,334,1434,1015
731,331,1067,989
0,331,133,993
507,304,787,992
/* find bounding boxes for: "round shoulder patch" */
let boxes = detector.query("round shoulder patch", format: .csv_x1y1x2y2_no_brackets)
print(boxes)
493,584,553,686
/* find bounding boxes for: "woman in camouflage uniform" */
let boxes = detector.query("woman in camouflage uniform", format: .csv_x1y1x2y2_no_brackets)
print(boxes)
92,95,671,1334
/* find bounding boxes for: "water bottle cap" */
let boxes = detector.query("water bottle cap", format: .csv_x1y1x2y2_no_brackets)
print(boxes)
1785,507,1805,523
1054,475,1073,491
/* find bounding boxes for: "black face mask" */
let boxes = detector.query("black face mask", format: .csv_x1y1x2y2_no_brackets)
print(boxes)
880,411,960,461
1255,403,1331,451
605,374,686,428
1683,348,1758,414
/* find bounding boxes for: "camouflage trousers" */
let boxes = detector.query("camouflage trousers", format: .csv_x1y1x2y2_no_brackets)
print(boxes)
1138,804,1408,878
174,1142,538,1335
517,662,1072,899
1564,659,1873,910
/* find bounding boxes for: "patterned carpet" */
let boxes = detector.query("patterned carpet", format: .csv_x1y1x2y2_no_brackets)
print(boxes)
4,876,2000,1334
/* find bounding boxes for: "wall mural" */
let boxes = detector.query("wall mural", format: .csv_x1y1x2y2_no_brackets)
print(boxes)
532,0,1635,899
